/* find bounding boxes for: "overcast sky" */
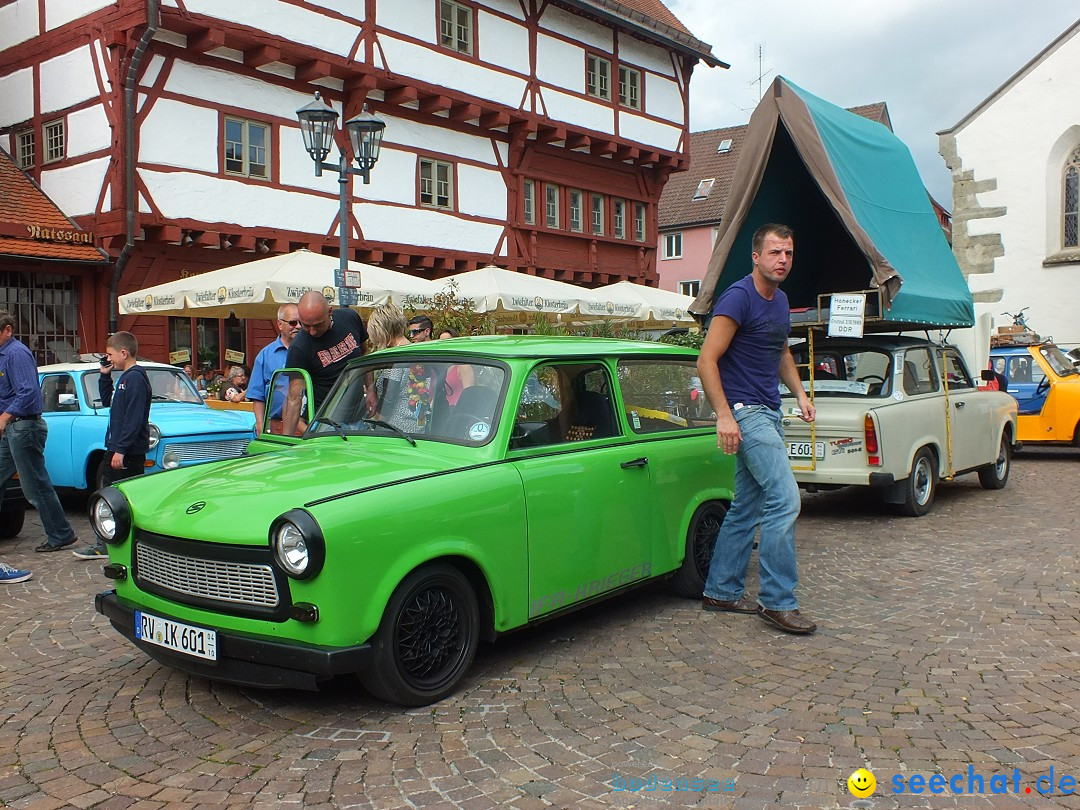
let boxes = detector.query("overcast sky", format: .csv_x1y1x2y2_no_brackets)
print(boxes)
667,0,1079,206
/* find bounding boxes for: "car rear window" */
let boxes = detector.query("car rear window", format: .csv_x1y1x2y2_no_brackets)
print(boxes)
617,358,716,433
782,347,894,398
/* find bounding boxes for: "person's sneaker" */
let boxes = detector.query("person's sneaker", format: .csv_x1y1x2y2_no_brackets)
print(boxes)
72,544,107,560
0,563,32,583
35,537,77,552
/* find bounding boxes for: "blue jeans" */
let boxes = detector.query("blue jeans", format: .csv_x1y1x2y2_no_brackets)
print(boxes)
0,418,76,547
703,405,802,611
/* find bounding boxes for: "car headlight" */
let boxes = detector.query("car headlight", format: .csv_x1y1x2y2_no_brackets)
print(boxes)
270,509,325,580
148,423,161,450
90,487,132,545
162,450,180,470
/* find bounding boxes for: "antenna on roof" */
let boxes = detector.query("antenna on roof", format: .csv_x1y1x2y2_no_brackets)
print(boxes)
749,42,773,102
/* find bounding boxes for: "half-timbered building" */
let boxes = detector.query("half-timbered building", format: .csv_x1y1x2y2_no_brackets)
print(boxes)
0,0,720,366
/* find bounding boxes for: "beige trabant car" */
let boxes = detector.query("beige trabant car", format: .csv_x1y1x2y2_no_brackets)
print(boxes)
781,335,1018,516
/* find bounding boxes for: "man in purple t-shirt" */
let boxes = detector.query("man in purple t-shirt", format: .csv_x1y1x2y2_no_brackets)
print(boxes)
696,223,818,635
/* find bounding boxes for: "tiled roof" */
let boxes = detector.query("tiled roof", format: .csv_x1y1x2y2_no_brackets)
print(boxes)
0,148,106,263
567,0,721,65
659,102,891,231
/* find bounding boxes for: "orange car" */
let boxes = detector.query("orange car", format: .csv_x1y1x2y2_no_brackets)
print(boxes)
989,342,1080,447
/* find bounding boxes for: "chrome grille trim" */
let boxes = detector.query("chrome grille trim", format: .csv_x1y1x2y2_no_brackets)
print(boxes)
161,439,249,462
135,543,279,607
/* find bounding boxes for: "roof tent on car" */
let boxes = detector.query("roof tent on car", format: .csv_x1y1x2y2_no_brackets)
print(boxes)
691,76,974,332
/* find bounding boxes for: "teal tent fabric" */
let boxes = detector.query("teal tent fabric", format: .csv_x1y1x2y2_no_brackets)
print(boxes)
692,77,974,331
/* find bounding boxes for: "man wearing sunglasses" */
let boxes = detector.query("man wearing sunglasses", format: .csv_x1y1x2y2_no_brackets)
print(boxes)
406,316,433,342
247,303,301,433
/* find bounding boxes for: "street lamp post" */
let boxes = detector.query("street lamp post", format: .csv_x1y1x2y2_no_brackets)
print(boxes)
295,91,386,279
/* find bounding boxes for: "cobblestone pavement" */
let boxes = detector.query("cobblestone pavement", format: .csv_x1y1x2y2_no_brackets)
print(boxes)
1,448,1078,810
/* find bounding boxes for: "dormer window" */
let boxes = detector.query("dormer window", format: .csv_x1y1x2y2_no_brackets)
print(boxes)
692,178,715,201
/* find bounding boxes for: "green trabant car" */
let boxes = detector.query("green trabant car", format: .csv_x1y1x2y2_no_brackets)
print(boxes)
93,337,733,705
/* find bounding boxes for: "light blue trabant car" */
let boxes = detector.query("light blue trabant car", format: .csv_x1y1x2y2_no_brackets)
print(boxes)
38,360,256,492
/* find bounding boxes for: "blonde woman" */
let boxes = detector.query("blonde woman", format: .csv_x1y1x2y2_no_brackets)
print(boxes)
367,304,432,432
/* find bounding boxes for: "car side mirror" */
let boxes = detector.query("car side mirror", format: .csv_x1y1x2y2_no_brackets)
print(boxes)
980,369,994,382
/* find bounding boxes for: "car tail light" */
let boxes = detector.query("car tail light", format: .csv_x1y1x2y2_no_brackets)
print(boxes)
864,413,881,466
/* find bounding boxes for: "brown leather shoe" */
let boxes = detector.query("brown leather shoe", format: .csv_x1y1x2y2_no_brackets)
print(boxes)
758,606,817,634
702,595,757,614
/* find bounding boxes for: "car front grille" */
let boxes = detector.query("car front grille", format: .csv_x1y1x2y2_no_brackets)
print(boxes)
135,542,279,608
162,439,249,463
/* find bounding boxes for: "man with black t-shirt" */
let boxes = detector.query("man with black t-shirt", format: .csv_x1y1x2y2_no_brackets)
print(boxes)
282,290,368,435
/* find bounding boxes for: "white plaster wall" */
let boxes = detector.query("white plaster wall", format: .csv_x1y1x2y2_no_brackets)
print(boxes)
952,33,1080,345
276,125,358,195
535,33,584,93
542,89,613,135
165,61,323,125
457,165,507,220
478,11,530,76
618,113,682,152
378,37,525,110
0,0,38,51
140,99,218,172
384,115,506,166
40,46,100,113
39,157,109,218
180,0,360,55
358,203,504,253
644,73,683,124
376,0,435,44
45,0,112,31
140,55,166,91
140,169,338,232
308,0,364,21
617,33,674,77
540,5,612,54
0,68,34,127
349,148,418,207
66,104,112,157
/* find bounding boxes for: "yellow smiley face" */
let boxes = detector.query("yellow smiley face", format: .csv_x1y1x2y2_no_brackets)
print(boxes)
848,768,876,798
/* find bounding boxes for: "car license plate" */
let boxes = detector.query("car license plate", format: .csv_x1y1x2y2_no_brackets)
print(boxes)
787,441,824,460
135,610,217,661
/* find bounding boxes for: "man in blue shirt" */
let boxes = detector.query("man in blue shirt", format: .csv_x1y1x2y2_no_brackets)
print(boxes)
0,310,78,557
246,303,300,433
697,224,817,635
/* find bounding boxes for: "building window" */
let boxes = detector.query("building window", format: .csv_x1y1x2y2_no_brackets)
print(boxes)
545,183,560,228
440,0,473,55
634,203,646,242
587,54,611,101
662,232,682,259
420,158,454,209
15,130,34,169
692,178,715,201
618,66,640,110
717,138,733,153
568,189,583,232
679,280,701,297
523,179,535,225
43,119,65,164
1065,146,1080,248
612,199,626,239
224,117,269,179
590,193,604,236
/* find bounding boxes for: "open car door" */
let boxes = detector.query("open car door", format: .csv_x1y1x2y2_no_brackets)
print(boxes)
249,368,314,448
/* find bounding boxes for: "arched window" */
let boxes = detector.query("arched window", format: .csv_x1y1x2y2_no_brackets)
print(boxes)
1065,146,1080,248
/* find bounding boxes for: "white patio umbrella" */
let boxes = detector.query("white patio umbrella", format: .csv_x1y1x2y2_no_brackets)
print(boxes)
118,250,440,319
592,281,696,324
439,266,589,317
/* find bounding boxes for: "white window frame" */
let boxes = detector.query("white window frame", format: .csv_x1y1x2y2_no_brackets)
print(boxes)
590,193,604,236
634,203,646,242
43,119,65,164
587,54,611,101
692,178,715,201
545,183,560,228
440,0,473,55
522,179,535,225
679,280,701,298
420,158,454,209
618,66,640,110
15,129,34,169
612,198,626,239
568,189,583,232
662,232,683,260
224,117,270,179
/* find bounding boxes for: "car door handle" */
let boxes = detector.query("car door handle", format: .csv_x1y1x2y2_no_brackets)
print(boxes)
954,401,965,408
620,457,648,469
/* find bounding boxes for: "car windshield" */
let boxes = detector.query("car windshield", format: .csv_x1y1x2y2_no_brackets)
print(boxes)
1039,345,1077,377
83,367,204,406
311,359,507,445
780,346,894,397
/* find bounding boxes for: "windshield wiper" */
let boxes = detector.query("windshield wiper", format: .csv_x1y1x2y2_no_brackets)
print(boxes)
316,416,349,441
361,418,417,446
